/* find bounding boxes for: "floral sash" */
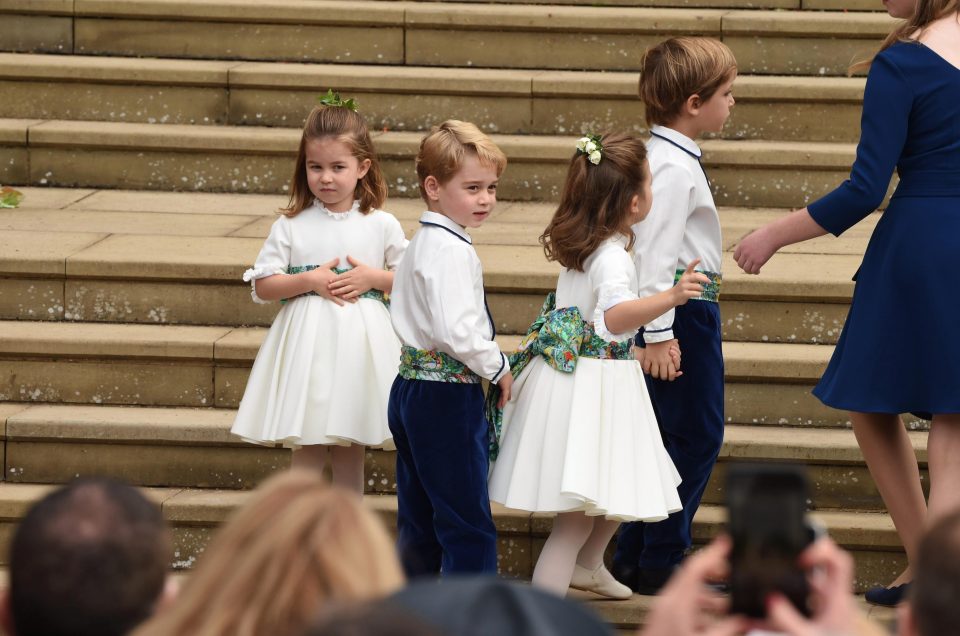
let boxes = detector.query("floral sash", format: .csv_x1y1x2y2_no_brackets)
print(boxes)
397,346,482,384
485,292,632,460
675,268,722,303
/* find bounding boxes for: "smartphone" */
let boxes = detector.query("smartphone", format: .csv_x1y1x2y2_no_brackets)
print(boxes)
726,463,815,619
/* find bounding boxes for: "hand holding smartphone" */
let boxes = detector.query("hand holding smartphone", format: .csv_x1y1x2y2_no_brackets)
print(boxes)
726,463,818,619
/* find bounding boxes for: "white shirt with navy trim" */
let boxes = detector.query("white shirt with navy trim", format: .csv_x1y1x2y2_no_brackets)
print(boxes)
391,211,508,382
631,125,723,344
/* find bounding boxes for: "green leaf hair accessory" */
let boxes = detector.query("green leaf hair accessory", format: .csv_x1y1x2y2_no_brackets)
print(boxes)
575,134,603,165
0,186,23,209
318,89,358,112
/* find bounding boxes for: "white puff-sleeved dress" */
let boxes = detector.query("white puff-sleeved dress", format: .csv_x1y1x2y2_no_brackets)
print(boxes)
231,200,408,449
488,238,682,522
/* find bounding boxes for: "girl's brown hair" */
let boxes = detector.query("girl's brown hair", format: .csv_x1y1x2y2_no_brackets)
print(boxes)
284,105,388,217
540,133,648,272
852,0,959,72
132,470,404,636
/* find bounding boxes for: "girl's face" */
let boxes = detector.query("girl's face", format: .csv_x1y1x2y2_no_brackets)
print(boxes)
630,162,655,224
882,0,916,18
305,137,371,213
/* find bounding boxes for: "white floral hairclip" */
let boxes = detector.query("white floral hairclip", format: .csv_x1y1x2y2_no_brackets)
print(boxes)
575,134,603,165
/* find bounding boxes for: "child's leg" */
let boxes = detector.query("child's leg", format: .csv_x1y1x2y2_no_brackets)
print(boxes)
577,517,621,569
291,445,327,472
638,302,724,572
533,512,594,595
389,377,442,577
329,444,365,495
852,411,925,585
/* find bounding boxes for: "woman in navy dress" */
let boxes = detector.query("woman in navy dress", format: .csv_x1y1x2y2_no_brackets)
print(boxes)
734,0,960,606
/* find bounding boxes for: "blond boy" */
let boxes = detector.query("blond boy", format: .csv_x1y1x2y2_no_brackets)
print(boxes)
389,120,513,577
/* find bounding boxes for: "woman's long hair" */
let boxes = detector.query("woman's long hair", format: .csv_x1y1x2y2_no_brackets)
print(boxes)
540,133,648,272
852,0,959,71
133,471,404,636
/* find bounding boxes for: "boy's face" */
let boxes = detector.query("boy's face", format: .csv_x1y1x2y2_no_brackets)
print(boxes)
697,72,737,134
425,153,499,229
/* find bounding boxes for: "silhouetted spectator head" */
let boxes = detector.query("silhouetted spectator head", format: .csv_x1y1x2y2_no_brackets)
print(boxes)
903,510,960,636
0,477,171,636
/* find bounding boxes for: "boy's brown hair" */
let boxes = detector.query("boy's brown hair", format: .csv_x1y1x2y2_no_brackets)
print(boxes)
540,133,647,272
415,120,507,204
639,37,737,127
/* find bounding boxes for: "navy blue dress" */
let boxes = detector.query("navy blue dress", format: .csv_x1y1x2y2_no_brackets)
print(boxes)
808,41,960,415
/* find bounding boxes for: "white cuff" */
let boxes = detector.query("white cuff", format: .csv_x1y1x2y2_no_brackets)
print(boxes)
243,267,284,305
592,289,638,343
643,329,675,344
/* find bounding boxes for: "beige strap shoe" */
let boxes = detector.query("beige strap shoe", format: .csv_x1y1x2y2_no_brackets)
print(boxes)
570,563,633,600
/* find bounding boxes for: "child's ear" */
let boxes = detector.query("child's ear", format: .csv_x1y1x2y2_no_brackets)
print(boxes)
684,93,703,116
422,175,442,201
629,193,641,215
357,158,372,180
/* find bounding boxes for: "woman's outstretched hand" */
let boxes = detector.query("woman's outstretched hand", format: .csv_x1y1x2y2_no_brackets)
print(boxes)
733,226,779,275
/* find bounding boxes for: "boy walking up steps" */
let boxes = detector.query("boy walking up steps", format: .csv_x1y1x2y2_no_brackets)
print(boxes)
612,37,738,595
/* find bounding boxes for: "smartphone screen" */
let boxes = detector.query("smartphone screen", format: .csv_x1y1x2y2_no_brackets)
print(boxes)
727,464,812,618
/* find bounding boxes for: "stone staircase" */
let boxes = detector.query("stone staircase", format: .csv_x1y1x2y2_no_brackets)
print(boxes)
0,0,914,629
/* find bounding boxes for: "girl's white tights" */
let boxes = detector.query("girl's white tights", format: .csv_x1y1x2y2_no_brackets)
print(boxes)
532,512,622,595
291,444,365,495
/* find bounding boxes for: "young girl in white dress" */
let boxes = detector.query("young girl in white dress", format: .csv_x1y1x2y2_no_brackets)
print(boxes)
488,132,709,599
231,100,407,494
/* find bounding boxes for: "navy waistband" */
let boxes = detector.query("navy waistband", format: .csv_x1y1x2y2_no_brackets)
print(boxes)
892,170,960,198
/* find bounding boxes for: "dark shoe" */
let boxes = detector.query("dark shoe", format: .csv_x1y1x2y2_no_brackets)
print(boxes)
610,561,638,592
864,582,912,607
634,565,679,595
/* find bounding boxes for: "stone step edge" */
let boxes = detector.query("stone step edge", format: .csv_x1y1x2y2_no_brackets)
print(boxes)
0,403,928,463
5,118,858,166
0,321,835,381
0,1,895,36
0,53,867,102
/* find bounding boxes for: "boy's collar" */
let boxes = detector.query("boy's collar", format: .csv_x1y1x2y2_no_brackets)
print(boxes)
650,125,702,158
419,211,472,244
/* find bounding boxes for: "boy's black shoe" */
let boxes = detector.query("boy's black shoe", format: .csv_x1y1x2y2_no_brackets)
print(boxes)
634,565,679,595
610,562,638,592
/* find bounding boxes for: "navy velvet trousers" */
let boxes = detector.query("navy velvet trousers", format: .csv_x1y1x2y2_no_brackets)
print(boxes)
614,300,725,569
388,376,498,578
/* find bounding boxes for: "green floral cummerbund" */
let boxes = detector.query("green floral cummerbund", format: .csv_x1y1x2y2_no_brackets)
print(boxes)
398,346,482,384
280,265,388,306
485,292,633,460
674,268,722,303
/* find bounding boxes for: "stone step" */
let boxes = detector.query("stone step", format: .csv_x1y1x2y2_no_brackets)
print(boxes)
0,402,927,511
0,481,910,592
0,53,867,142
368,0,884,9
0,1,894,75
0,321,928,430
2,188,871,344
2,119,882,206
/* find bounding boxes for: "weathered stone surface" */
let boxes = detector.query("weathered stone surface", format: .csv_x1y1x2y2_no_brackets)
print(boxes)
0,277,64,321
0,359,215,406
76,18,403,63
721,299,849,344
0,230,106,276
0,15,72,53
64,280,277,326
0,81,229,125
0,209,256,236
